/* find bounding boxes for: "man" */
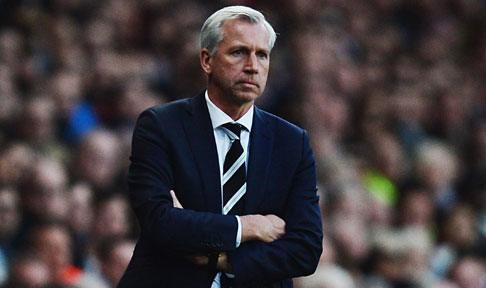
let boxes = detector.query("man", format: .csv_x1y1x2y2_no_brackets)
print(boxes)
118,6,322,288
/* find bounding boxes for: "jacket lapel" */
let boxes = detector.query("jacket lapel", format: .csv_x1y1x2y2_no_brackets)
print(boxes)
182,94,222,213
245,108,273,214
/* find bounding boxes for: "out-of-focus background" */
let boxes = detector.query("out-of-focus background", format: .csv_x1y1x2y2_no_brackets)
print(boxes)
0,0,484,287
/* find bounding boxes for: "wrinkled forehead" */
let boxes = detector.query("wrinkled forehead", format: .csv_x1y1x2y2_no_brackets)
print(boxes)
219,19,270,49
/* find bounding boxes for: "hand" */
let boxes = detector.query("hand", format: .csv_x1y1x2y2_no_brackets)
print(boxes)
185,253,231,272
184,254,209,266
217,252,231,273
240,214,285,243
170,190,183,208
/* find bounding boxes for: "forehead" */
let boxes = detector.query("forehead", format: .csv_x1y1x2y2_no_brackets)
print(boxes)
219,19,270,50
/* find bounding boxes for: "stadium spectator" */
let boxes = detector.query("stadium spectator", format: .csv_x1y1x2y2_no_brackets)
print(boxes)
0,0,483,286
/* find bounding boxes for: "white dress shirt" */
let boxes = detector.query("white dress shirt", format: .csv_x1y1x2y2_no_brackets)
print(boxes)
205,91,253,287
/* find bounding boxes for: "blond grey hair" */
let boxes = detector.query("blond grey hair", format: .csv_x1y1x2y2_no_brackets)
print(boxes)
200,6,277,54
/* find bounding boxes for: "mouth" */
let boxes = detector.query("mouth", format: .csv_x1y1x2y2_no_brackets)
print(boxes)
238,81,259,88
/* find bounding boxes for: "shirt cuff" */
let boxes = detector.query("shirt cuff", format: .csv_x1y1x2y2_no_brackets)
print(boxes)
235,215,242,248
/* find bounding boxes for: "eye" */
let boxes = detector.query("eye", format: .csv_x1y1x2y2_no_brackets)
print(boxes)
257,51,268,59
231,49,244,56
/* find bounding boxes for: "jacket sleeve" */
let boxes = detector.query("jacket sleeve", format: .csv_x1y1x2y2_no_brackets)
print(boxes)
227,130,323,286
128,108,238,253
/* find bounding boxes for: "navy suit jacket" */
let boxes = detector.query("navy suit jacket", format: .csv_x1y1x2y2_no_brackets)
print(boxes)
118,93,322,288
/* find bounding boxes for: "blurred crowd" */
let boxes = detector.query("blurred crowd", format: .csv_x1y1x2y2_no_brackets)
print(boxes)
0,0,484,287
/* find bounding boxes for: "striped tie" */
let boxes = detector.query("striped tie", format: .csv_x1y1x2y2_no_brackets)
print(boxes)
220,123,246,215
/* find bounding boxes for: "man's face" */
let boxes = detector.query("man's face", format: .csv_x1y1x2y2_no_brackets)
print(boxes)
203,19,270,105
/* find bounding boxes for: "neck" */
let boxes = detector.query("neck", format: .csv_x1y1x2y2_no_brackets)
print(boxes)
207,89,253,121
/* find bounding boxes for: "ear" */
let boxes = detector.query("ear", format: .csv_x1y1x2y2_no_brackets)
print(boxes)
200,49,212,74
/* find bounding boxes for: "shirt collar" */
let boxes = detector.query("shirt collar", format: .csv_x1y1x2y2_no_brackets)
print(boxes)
205,90,253,132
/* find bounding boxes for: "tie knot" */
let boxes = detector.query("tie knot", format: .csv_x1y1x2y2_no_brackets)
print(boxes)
221,123,244,140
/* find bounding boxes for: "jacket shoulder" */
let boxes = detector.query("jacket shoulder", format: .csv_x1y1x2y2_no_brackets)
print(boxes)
135,97,193,125
257,108,305,137
148,98,191,117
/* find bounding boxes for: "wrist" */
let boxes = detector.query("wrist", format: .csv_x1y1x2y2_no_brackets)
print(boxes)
241,215,259,242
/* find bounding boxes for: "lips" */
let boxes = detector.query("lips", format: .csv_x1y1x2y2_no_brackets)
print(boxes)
238,80,259,87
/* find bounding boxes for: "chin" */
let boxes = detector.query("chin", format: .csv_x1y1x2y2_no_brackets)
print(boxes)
232,87,261,101
233,91,260,105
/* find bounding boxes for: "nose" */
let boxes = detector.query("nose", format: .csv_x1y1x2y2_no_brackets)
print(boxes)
243,53,258,74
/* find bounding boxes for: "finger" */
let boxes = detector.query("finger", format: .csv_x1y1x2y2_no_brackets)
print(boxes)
267,214,284,225
275,226,285,238
170,190,183,208
264,215,276,225
192,255,209,266
184,255,208,266
266,215,285,229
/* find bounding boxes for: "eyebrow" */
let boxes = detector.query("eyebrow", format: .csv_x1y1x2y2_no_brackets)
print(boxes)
228,44,269,54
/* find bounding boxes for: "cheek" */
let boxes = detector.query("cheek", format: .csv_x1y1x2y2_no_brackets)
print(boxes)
215,64,238,81
262,69,269,79
260,65,269,78
259,70,269,85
